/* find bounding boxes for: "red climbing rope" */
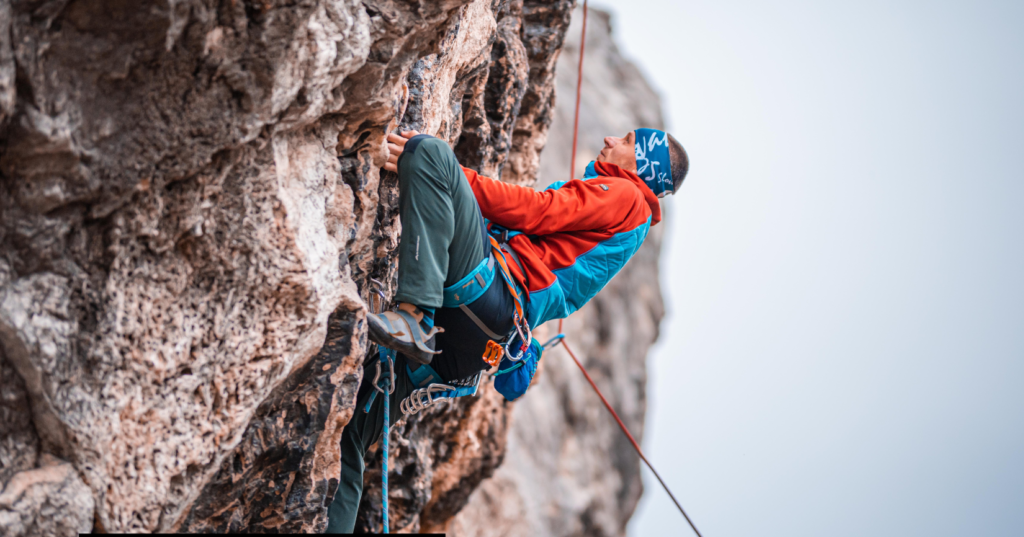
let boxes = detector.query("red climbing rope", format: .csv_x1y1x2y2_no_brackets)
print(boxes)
557,320,702,537
562,2,702,535
568,0,588,181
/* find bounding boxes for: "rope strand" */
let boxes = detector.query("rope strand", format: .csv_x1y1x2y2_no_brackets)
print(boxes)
561,3,702,532
381,355,390,533
556,319,702,536
569,0,588,181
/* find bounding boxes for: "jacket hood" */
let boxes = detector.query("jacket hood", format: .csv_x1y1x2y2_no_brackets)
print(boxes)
592,161,663,226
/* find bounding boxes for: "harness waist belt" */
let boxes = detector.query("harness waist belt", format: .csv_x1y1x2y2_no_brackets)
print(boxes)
407,362,444,388
442,255,495,308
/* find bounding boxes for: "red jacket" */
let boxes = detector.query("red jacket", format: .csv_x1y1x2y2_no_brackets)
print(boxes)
463,161,662,325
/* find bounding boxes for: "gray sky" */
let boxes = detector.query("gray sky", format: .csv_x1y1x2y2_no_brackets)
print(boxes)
582,1,1024,535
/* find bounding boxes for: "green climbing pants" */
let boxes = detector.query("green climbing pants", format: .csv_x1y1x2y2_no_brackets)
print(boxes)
393,135,488,308
325,135,488,533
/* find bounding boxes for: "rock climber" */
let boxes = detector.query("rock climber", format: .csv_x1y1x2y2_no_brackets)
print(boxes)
326,127,688,532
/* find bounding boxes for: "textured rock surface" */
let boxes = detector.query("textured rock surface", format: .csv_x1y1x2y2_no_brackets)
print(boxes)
0,0,578,534
448,8,666,536
0,455,94,536
1,352,96,536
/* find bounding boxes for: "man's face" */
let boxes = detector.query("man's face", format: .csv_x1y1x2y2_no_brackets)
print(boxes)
596,131,637,173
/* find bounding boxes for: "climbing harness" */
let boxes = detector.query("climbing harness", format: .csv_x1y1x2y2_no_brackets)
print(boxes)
393,232,530,416
558,2,703,535
439,220,532,364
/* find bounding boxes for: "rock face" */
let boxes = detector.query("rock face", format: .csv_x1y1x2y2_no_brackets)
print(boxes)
0,0,573,533
0,0,662,534
448,8,666,537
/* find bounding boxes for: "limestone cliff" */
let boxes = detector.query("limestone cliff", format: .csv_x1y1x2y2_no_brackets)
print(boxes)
0,1,663,534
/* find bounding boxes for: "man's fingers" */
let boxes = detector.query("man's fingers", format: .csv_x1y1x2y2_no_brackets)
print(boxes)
387,132,408,146
384,130,421,173
385,131,405,145
384,153,398,172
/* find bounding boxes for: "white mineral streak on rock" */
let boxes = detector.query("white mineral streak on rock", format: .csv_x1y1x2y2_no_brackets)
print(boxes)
0,458,95,537
417,0,498,139
0,274,80,457
272,1,371,131
0,0,14,127
450,8,666,536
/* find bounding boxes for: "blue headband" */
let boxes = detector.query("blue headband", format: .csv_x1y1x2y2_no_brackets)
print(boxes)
634,128,673,197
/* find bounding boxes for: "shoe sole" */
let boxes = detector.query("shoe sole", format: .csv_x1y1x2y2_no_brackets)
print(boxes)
367,314,436,365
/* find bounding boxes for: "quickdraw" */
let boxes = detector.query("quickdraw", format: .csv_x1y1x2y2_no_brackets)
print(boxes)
399,370,483,416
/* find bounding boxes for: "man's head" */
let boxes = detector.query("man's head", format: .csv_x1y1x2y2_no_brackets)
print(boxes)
597,129,689,196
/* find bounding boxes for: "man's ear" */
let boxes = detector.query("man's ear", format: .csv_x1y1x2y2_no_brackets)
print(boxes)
668,134,689,190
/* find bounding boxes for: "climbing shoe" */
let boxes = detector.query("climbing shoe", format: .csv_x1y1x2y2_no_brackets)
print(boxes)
367,303,444,365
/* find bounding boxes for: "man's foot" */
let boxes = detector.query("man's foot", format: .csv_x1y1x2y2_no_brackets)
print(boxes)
367,303,444,365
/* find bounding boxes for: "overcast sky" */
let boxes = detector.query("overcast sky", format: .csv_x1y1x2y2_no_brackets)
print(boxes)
583,1,1024,536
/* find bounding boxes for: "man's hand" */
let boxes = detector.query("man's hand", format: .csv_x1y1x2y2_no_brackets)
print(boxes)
384,130,421,173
